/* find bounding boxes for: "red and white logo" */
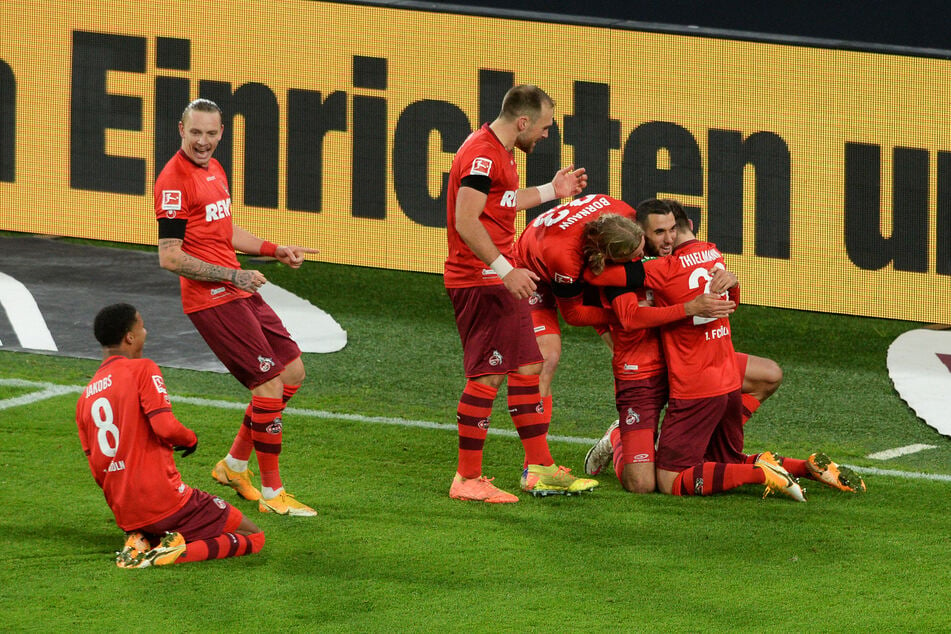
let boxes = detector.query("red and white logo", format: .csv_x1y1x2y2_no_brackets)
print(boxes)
266,418,283,434
213,496,227,509
151,375,170,404
488,350,503,366
553,273,575,284
470,157,493,177
161,190,182,212
258,355,274,372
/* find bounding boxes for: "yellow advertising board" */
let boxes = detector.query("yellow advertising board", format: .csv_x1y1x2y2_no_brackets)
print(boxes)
1,0,949,323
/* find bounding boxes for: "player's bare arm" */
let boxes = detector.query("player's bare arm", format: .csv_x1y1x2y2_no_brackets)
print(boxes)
514,165,588,210
456,186,538,299
685,293,736,318
231,225,318,270
158,238,266,292
708,268,738,294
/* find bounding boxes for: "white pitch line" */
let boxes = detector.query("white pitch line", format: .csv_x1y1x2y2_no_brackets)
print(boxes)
866,444,938,460
3,378,949,483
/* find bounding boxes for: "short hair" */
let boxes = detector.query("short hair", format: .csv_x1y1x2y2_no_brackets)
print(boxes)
635,198,691,230
582,214,644,275
498,85,554,121
93,303,138,347
180,98,222,123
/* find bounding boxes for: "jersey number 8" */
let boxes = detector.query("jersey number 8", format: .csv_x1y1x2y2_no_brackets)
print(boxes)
90,397,120,457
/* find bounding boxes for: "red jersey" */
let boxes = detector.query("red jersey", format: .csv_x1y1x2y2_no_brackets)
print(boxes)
643,239,740,399
516,194,636,285
445,124,521,288
75,356,197,531
154,150,251,313
608,287,667,381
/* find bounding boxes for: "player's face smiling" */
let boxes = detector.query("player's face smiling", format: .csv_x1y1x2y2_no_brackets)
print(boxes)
515,105,554,154
643,212,677,257
179,110,223,168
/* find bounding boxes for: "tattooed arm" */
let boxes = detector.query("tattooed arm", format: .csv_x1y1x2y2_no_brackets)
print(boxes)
157,238,265,292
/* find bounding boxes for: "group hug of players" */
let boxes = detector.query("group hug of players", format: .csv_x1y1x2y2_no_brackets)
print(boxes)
512,193,866,501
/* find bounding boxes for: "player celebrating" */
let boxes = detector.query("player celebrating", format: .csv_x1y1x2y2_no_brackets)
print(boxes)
155,99,318,516
515,193,733,448
445,84,594,502
584,199,865,495
590,200,865,498
75,303,265,568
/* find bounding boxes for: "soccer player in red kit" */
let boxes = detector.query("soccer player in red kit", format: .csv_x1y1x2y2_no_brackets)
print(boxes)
517,196,733,493
573,212,736,493
445,84,594,502
155,98,319,516
586,199,865,495
76,303,265,568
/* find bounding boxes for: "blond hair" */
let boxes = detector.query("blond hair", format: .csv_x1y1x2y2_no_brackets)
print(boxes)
582,214,644,275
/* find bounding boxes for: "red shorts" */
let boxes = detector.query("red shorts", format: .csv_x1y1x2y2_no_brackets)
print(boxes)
615,373,668,465
655,389,744,471
528,285,561,337
189,293,301,389
140,488,243,543
448,285,543,377
735,352,749,383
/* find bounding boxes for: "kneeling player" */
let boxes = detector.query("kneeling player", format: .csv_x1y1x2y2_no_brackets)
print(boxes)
75,303,265,568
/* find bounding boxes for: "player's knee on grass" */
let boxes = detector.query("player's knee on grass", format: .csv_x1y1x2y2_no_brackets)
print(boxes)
743,355,783,402
621,462,656,494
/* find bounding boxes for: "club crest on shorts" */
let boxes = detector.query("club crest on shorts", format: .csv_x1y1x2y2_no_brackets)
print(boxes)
625,408,640,425
257,355,275,372
213,496,227,509
266,417,283,434
488,350,503,366
528,291,541,305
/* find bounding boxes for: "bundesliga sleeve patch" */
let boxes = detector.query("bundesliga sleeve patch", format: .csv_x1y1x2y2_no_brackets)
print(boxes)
161,190,182,217
470,157,493,177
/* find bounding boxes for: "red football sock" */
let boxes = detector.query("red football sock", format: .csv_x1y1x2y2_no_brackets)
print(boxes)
741,393,761,425
670,462,765,496
282,383,300,404
250,395,285,492
228,404,254,462
456,380,497,479
779,456,810,478
507,373,553,467
177,531,265,563
611,425,624,480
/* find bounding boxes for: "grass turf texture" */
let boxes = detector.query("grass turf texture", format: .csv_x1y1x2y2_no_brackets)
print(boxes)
2,254,950,631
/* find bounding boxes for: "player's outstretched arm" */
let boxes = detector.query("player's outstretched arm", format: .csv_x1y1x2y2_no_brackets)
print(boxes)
274,245,319,269
515,165,588,210
158,238,266,293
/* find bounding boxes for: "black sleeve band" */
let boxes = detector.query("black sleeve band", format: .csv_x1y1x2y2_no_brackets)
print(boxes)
552,280,584,298
157,218,187,240
460,174,492,195
624,261,646,288
605,286,636,302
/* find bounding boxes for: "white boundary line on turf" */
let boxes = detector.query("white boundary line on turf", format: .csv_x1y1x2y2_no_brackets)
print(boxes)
866,444,938,460
3,378,949,483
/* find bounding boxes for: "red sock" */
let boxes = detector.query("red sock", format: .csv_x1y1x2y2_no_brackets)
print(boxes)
250,396,285,492
779,456,809,478
177,531,265,563
507,373,553,467
228,405,254,462
456,380,497,479
670,462,765,495
282,383,300,404
523,394,554,469
611,425,623,480
741,393,761,425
